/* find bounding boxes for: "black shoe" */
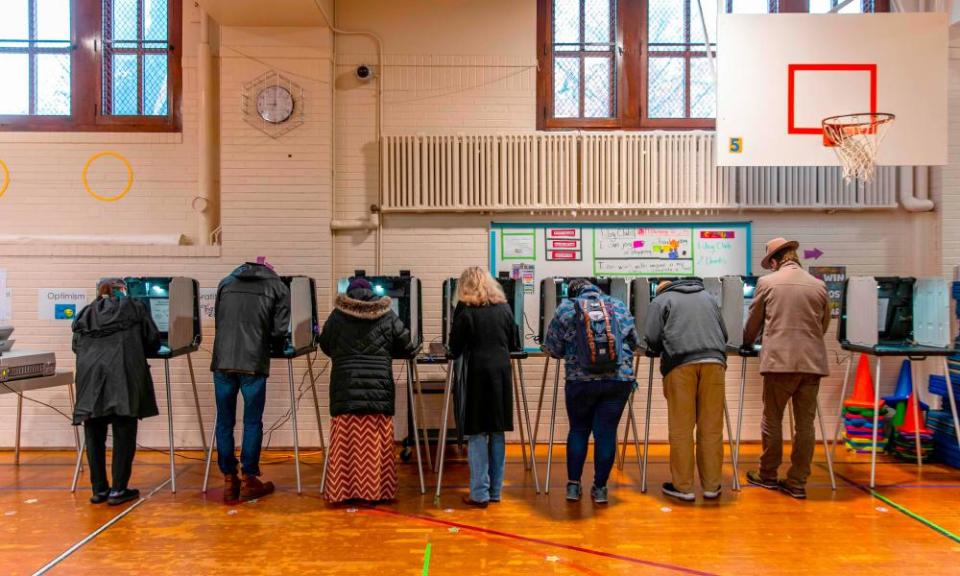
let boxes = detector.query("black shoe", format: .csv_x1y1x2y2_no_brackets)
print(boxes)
746,470,779,490
107,488,140,506
777,480,807,500
661,482,695,502
89,490,110,504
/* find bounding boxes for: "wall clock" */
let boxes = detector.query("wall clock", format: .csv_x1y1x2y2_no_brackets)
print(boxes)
241,70,304,138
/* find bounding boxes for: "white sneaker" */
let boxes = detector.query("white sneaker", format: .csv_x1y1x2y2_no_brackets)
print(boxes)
703,487,722,500
661,482,695,502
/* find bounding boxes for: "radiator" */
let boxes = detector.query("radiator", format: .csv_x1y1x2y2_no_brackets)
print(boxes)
381,133,900,212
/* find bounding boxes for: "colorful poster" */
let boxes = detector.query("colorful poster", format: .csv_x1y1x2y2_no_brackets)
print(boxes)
37,288,90,321
511,263,536,294
810,266,846,318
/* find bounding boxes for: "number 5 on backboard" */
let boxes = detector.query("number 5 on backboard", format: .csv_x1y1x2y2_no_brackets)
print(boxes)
729,137,743,154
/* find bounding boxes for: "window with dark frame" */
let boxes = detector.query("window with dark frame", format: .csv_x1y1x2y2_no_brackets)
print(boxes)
0,0,181,132
538,0,888,130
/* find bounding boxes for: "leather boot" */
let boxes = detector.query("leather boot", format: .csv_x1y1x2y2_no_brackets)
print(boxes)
224,474,241,505
240,474,275,501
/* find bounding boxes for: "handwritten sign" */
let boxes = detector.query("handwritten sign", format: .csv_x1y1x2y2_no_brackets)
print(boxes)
502,231,536,260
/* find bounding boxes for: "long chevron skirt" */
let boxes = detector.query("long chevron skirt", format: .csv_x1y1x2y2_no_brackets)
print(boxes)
324,414,398,503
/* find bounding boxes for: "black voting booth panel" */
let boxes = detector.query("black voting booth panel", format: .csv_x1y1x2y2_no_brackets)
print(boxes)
538,276,628,343
341,270,423,347
122,277,201,358
441,273,524,350
272,276,320,359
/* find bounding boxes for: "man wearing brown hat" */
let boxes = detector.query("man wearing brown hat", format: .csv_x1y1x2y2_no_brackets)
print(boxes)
743,237,831,499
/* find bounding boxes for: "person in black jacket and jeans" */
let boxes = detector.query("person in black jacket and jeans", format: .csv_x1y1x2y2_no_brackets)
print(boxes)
211,261,290,504
73,278,161,506
449,267,520,508
318,277,417,503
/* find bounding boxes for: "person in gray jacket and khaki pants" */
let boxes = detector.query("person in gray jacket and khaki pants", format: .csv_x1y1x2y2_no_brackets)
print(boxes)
744,237,832,500
645,278,729,502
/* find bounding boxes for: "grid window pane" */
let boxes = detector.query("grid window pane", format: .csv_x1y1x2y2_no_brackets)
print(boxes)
0,1,29,48
648,0,684,45
0,54,29,115
554,57,580,118
690,0,718,45
584,0,612,50
648,57,685,118
144,53,168,115
36,53,71,115
112,0,139,41
111,54,138,115
144,0,168,42
729,0,772,13
810,0,867,12
584,57,612,117
37,0,71,41
689,58,715,118
554,0,580,50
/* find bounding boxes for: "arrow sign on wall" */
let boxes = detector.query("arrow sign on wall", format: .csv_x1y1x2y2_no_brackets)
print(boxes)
804,248,824,260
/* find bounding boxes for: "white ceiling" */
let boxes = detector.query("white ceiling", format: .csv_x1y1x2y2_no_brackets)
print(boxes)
198,0,331,27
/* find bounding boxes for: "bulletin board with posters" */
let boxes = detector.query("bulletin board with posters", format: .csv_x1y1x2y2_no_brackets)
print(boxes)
489,222,752,348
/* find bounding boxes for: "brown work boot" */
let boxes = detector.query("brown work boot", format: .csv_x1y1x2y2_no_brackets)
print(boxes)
223,474,241,505
240,474,275,501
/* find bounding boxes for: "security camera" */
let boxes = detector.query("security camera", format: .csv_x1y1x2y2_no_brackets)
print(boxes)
356,65,372,81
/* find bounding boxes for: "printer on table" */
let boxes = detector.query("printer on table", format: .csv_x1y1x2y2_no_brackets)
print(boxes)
0,326,56,383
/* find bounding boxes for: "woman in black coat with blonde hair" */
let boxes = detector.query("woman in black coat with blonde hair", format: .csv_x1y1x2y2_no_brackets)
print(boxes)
449,267,520,508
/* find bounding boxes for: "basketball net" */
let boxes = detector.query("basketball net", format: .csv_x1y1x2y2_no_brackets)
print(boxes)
822,113,895,184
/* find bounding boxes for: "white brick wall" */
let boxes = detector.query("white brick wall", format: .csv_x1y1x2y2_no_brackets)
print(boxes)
0,0,956,451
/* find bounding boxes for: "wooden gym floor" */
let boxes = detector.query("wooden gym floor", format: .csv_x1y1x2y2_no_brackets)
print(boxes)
1,444,959,575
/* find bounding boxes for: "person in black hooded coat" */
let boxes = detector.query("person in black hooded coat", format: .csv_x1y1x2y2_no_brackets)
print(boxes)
72,278,161,506
318,278,417,503
448,267,519,508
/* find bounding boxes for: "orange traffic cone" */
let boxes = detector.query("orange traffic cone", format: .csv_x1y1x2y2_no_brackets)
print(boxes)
844,354,882,409
899,392,933,436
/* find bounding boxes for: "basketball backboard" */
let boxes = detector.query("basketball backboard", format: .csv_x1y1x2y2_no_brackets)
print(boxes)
716,13,947,167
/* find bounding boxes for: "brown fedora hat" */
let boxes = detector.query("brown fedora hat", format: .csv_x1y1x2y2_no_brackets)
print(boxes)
761,237,799,270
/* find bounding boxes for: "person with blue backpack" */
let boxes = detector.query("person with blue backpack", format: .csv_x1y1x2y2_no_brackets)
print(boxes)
544,279,638,504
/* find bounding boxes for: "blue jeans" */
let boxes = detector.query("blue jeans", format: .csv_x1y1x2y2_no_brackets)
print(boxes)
467,433,506,503
214,371,267,476
565,379,632,488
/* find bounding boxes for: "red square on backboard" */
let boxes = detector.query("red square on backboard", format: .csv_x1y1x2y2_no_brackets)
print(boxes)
787,64,877,135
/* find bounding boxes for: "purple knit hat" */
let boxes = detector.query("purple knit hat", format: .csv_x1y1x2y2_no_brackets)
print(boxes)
347,277,372,293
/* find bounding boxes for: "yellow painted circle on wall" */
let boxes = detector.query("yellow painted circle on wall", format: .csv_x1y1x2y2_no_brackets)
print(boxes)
0,159,9,199
82,151,134,202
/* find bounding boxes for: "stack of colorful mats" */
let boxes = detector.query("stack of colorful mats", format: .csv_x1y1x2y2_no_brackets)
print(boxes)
882,361,934,462
928,368,960,468
843,354,888,454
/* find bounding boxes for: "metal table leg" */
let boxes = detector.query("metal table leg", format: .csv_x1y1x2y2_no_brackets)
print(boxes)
287,358,302,495
640,357,655,493
406,359,426,495
869,358,882,488
434,367,455,502
67,380,81,461
516,358,540,494
14,392,22,465
815,396,836,491
164,359,176,494
202,414,217,493
544,359,560,494
186,354,207,452
532,356,551,453
831,355,854,453
733,357,747,491
412,361,432,472
71,435,86,493
618,394,637,471
307,355,326,453
513,365,528,471
910,359,923,468
723,398,740,491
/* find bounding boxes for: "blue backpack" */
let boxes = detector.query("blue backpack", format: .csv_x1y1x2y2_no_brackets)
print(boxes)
573,293,622,375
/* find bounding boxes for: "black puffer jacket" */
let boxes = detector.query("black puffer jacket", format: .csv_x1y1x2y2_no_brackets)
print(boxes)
318,289,418,417
211,263,290,377
72,297,162,425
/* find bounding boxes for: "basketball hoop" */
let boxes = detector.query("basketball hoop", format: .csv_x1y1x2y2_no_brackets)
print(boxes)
822,113,895,184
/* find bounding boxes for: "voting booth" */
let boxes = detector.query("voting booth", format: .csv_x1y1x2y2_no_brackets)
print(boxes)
276,275,320,358
839,276,951,351
538,276,628,344
75,276,204,495
124,277,201,358
630,277,680,344
720,275,759,349
441,273,523,349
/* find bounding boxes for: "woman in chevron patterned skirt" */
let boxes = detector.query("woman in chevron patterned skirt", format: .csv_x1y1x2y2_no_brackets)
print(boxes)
319,277,418,503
